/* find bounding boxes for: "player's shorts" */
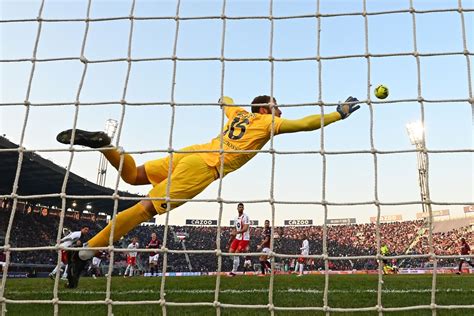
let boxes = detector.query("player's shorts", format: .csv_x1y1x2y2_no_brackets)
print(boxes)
127,256,136,265
297,257,306,264
92,257,102,267
149,254,159,264
230,239,249,252
61,250,68,264
144,147,218,214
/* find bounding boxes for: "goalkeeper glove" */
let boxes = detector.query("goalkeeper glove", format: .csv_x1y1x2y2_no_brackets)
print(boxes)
337,96,360,119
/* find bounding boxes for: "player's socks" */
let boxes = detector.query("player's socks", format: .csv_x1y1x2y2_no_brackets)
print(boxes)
130,266,134,277
232,256,240,273
51,265,59,275
260,261,266,274
62,264,68,278
265,260,271,271
299,264,304,275
102,148,138,184
80,203,154,260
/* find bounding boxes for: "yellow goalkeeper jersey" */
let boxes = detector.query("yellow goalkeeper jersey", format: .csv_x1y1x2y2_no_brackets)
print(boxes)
197,106,283,175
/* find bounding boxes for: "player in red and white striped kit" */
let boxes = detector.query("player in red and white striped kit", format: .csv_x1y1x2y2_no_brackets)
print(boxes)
297,234,309,277
124,236,139,277
228,203,250,276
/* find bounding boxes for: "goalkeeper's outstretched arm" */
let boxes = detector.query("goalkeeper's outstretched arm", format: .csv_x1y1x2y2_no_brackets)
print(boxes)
278,96,360,134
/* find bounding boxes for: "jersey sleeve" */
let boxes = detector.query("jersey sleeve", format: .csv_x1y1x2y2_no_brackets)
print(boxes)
60,233,71,242
62,231,80,242
264,115,284,135
278,112,341,134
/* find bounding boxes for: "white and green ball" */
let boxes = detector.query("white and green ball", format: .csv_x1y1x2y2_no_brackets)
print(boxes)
374,84,389,99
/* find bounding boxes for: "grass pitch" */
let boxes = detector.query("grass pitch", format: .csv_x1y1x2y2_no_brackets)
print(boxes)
3,274,474,315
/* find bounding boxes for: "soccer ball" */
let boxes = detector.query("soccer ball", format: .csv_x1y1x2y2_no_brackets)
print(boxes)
374,85,389,99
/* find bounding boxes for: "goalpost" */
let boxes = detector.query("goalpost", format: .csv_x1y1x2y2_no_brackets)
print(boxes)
1,0,473,315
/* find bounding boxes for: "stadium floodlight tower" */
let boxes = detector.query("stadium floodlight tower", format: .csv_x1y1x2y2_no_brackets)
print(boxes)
96,119,118,186
406,121,432,221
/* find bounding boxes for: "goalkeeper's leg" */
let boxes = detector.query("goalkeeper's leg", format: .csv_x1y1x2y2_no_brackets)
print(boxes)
70,154,216,287
56,128,148,185
101,148,149,185
80,154,217,258
79,201,156,260
102,144,200,186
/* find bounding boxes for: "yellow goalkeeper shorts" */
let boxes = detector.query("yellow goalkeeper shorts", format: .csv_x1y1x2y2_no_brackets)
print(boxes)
144,148,218,214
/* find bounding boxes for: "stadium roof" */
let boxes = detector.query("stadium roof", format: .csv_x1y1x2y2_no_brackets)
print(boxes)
0,136,141,214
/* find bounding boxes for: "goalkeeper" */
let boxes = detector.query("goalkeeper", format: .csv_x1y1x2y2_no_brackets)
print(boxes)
56,95,360,288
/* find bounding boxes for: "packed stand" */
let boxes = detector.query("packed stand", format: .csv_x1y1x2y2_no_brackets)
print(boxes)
1,204,472,274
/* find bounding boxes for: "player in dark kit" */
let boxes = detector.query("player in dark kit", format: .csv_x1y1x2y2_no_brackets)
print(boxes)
256,220,272,275
146,233,161,276
456,237,474,275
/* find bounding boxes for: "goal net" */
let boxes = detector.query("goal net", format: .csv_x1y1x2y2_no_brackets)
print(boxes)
1,0,472,315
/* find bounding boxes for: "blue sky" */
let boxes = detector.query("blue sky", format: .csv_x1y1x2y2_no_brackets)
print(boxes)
1,0,472,226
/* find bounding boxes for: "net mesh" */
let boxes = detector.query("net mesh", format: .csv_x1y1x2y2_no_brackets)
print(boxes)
1,0,473,315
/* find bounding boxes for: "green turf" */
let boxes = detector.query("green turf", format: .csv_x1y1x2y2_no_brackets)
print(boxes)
2,274,474,315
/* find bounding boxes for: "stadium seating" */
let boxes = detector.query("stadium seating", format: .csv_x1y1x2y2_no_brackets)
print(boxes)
1,206,473,274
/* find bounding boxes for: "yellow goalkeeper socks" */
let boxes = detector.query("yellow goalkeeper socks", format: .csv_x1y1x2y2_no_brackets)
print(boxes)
102,148,137,184
87,203,155,249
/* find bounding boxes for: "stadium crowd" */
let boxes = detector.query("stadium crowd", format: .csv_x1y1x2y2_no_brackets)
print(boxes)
1,205,473,275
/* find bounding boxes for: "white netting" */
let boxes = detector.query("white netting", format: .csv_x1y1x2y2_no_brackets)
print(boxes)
1,0,473,315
